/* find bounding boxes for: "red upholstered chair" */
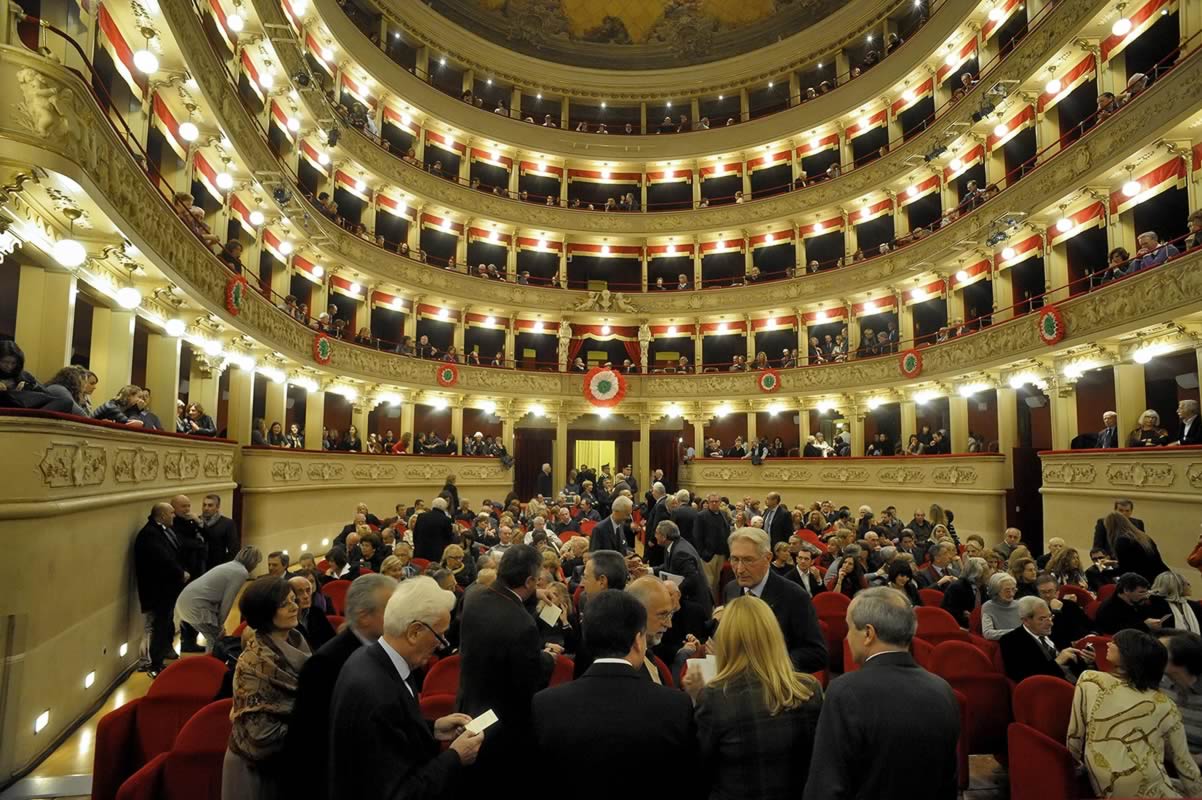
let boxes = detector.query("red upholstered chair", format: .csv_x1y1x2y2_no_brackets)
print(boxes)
410,558,431,571
320,579,352,615
231,622,247,638
550,655,575,686
1013,675,1075,741
578,519,597,536
946,674,1012,756
919,588,946,608
1083,599,1101,621
952,689,970,791
421,654,460,696
968,605,983,635
94,657,228,800
326,614,345,630
316,559,330,572
842,639,859,673
930,641,996,680
1007,722,1083,800
559,531,574,544
812,592,850,672
811,669,827,688
911,638,934,670
1073,635,1114,672
1058,585,1093,605
1096,583,1117,602
418,693,456,723
115,698,233,800
916,606,995,657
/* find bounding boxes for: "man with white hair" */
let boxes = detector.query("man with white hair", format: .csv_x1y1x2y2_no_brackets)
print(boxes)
591,495,633,554
286,573,398,798
329,577,482,799
669,489,697,545
1171,399,1202,446
413,496,454,561
999,595,1093,684
536,462,553,498
1097,410,1120,449
1133,230,1179,272
644,482,671,565
175,546,261,651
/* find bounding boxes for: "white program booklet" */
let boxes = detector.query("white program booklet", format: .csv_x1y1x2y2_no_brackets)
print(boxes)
539,603,563,627
660,571,685,586
465,709,499,735
687,655,718,683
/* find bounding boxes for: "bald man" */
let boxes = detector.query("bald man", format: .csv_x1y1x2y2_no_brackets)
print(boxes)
625,577,679,685
170,494,208,652
290,575,335,650
135,502,189,675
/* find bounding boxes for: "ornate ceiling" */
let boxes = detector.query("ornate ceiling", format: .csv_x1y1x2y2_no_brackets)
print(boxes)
421,0,851,69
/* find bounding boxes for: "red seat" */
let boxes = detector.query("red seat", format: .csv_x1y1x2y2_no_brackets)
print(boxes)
929,640,996,680
811,669,827,687
578,519,597,536
411,557,431,571
1057,584,1093,605
326,614,345,630
842,639,859,673
559,531,574,544
968,605,983,635
1096,583,1116,602
422,654,460,696
316,559,330,572
812,592,850,672
320,579,352,615
1083,599,1101,621
93,657,228,800
915,606,963,637
952,689,970,791
115,698,233,800
1013,675,1075,741
945,674,1012,756
573,585,585,612
1007,723,1084,800
418,693,456,722
231,621,247,638
1073,635,1114,672
550,654,575,686
918,588,946,608
911,638,934,670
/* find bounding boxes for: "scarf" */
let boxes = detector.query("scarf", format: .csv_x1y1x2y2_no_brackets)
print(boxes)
1169,600,1201,634
228,630,311,762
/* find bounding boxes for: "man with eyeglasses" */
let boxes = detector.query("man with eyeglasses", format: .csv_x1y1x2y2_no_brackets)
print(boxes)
329,576,481,800
720,527,827,672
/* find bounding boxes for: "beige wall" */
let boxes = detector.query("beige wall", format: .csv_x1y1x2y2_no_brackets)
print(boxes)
238,450,513,556
0,418,236,778
679,455,1008,544
1041,449,1202,578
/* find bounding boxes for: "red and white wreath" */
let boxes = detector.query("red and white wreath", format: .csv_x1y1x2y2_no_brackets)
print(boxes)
582,366,627,408
436,363,459,387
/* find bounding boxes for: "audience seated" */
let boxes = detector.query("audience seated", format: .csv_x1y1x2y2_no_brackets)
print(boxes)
1000,596,1094,684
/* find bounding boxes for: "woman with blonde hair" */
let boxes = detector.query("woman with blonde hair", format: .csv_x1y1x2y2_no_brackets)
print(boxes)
93,384,146,426
683,595,822,799
440,543,476,587
1147,571,1202,634
1127,408,1169,447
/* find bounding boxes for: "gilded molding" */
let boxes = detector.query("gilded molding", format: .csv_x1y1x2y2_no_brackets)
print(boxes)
1042,462,1097,485
820,466,871,483
931,465,977,485
878,466,927,484
1188,464,1202,489
1106,462,1176,488
5,47,1202,399
39,441,107,488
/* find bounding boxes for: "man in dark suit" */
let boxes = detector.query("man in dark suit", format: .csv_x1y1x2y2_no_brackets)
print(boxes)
413,497,454,561
670,490,698,546
1037,574,1094,648
1097,411,1121,449
535,462,553,499
803,587,960,800
589,495,633,553
134,502,188,675
696,494,732,604
457,545,556,789
917,542,959,591
1000,596,1093,684
199,494,238,569
1095,572,1156,634
653,520,712,637
786,546,827,596
286,574,398,798
533,590,697,799
761,491,793,547
328,576,482,800
1171,399,1202,446
1091,498,1145,552
723,527,827,672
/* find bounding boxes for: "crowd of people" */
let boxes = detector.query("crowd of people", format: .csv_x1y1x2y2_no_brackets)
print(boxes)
1088,402,1202,449
118,449,1202,799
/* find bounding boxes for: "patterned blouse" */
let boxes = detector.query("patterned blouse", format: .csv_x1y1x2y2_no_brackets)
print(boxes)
1067,670,1202,798
228,630,310,763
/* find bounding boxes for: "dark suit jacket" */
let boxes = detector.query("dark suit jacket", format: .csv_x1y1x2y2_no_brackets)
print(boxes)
201,515,239,570
285,627,364,798
1000,625,1069,684
298,607,337,651
695,509,731,562
646,496,671,537
588,516,626,553
723,570,828,672
660,538,712,632
762,504,793,547
803,651,959,800
786,567,827,596
670,504,698,546
535,471,553,498
1050,599,1094,649
1094,595,1149,634
412,509,454,561
456,585,553,768
1096,426,1120,448
533,661,697,799
1091,516,1145,552
134,520,187,612
1179,416,1202,446
940,578,980,627
917,563,953,590
697,673,823,800
329,642,461,800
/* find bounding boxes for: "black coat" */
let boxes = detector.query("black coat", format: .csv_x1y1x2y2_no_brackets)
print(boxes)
201,515,239,571
1178,416,1202,445
1094,595,1150,635
723,570,828,672
670,504,698,546
1113,534,1169,583
940,578,981,628
695,509,731,562
588,516,627,553
441,482,460,513
1050,599,1095,649
535,470,553,498
172,515,208,577
660,538,712,631
533,661,697,800
412,509,454,562
786,566,827,597
1091,516,1145,553
999,626,1070,684
762,504,793,547
329,642,462,800
646,496,671,537
285,627,364,798
133,519,187,612
456,585,553,774
298,607,337,651
802,651,959,800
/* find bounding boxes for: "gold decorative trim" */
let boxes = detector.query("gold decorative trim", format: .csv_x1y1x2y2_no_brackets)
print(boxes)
1105,462,1176,488
1042,462,1097,485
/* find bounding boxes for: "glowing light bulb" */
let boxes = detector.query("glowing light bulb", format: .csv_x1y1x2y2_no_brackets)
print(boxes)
988,7,1004,21
355,179,366,193
903,89,916,102
948,158,963,171
349,282,361,294
317,152,329,166
216,172,233,190
133,49,159,74
287,117,300,132
667,325,677,336
1045,78,1062,95
116,287,142,309
1001,246,1017,260
993,123,1008,138
178,121,199,141
279,240,293,255
1112,17,1132,36
321,47,334,62
907,185,918,197
910,288,923,300
1122,180,1141,197
813,222,824,233
863,301,877,313
1056,217,1072,233
226,13,244,31
955,269,969,282
165,319,186,337
311,264,324,278
259,72,274,90
249,210,264,226
601,324,611,335
52,239,86,267
437,307,448,320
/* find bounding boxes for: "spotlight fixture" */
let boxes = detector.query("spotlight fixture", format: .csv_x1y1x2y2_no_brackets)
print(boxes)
923,145,947,162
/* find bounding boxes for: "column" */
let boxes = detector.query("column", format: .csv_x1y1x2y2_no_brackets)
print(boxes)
400,395,415,441
1112,364,1147,434
745,316,755,363
264,377,288,429
504,316,516,366
89,307,135,402
187,355,221,418
794,230,806,273
1183,0,1202,41
225,363,255,445
1045,238,1070,303
788,73,801,107
145,333,181,425
15,265,77,381
992,265,1014,322
510,86,522,118
692,167,702,208
450,401,464,445
897,399,916,446
945,286,965,330
798,401,811,445
741,164,753,199
455,229,468,265
310,273,330,318
304,389,326,450
637,413,652,491
688,413,706,458
693,322,704,370
949,395,969,453
692,242,702,288
414,46,429,79
743,235,753,279
640,254,648,292
995,387,1019,487
640,170,648,212
559,96,570,129
500,409,516,454
847,311,861,359
507,163,520,197
406,210,422,252
1049,379,1079,450
406,294,422,341
843,210,856,262
461,69,474,97
746,410,757,444
897,300,915,346
553,412,569,493
849,406,866,455
738,88,749,123
352,402,370,442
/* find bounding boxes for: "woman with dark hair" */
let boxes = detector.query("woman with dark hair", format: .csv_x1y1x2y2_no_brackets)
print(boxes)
250,418,269,446
93,384,146,426
340,424,362,452
0,341,75,412
1009,557,1040,598
284,423,303,449
267,422,286,447
43,365,90,416
1068,629,1202,797
183,402,217,436
886,560,923,606
1047,547,1091,593
1106,511,1168,582
905,434,924,455
222,576,309,798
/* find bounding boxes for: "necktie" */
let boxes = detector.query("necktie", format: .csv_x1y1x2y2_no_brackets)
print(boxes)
403,672,419,698
743,587,753,597
1041,637,1057,660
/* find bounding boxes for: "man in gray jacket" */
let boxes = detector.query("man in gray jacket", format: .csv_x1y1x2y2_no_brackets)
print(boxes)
175,546,261,649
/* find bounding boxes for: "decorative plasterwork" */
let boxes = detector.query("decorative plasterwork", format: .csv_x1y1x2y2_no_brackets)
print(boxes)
1042,463,1097,485
1106,463,1176,488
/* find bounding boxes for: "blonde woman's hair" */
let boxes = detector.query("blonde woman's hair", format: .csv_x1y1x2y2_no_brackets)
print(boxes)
928,503,948,527
1151,571,1190,601
441,544,464,562
709,595,815,715
1006,545,1031,570
1139,409,1161,426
